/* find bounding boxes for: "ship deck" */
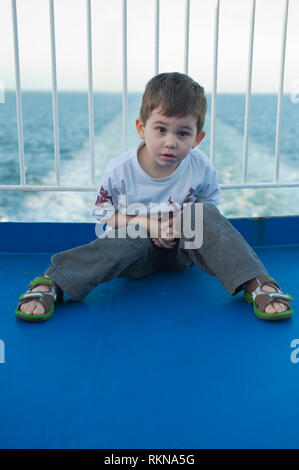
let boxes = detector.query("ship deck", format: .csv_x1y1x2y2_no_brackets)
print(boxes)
0,217,298,449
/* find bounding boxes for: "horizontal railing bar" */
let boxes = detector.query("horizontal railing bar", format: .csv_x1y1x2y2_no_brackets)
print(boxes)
1,182,299,191
0,186,99,191
220,183,299,189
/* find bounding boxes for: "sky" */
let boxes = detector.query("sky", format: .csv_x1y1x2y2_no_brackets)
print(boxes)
1,0,299,94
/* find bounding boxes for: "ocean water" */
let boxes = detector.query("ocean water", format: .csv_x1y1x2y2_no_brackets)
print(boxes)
0,91,298,222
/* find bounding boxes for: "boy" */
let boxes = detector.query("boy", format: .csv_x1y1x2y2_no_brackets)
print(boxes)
15,73,294,322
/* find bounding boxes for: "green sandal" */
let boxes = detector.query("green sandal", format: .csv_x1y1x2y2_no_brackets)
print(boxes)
15,276,63,322
243,275,294,321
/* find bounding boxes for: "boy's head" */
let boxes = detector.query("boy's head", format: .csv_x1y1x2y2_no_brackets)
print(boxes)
139,72,207,134
136,73,207,177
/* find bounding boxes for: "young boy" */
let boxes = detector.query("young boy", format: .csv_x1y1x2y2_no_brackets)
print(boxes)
15,72,294,322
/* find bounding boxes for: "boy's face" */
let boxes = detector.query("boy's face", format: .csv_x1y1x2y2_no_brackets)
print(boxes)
136,107,205,177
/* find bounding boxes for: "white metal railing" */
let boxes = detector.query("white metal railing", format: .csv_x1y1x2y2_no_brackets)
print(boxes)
209,0,219,168
122,0,128,153
1,0,298,192
184,0,190,75
242,0,256,184
274,0,289,183
49,0,60,186
11,0,25,186
155,0,159,75
86,0,96,187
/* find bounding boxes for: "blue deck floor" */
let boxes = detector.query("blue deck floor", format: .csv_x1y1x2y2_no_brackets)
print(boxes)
0,218,299,449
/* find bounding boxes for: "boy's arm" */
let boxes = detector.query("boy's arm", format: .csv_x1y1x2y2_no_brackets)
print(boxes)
102,212,174,246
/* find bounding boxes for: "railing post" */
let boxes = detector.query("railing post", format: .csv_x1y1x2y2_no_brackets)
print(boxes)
184,0,190,75
122,0,128,152
86,0,96,187
210,0,220,166
155,0,160,75
274,0,289,183
49,0,61,186
11,0,26,186
242,0,256,184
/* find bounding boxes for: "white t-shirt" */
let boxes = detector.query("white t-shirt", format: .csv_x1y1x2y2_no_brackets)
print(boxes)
91,141,220,230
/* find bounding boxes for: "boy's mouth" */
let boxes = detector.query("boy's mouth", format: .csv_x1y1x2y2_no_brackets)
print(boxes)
161,153,176,160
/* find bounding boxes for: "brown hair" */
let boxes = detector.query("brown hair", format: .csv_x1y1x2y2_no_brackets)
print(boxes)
139,72,207,134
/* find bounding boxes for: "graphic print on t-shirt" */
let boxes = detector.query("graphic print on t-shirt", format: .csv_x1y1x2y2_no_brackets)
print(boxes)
95,186,114,206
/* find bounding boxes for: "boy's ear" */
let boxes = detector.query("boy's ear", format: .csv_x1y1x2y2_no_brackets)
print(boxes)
136,117,145,139
192,130,205,148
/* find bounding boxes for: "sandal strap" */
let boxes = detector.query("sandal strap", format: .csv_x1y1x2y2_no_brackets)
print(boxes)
244,275,294,312
254,292,293,313
21,287,57,300
27,276,63,303
28,276,55,289
252,283,282,299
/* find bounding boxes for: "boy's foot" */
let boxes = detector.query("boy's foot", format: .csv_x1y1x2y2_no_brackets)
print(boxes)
243,275,294,320
253,283,287,314
20,283,53,315
16,275,62,319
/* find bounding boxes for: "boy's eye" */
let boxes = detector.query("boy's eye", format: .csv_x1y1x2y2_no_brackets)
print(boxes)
178,131,189,137
156,127,189,136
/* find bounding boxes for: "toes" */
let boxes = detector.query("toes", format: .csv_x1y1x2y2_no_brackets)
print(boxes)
20,301,33,314
265,304,276,314
275,302,287,313
32,305,45,315
20,300,44,315
265,302,287,314
260,285,284,313
32,301,45,315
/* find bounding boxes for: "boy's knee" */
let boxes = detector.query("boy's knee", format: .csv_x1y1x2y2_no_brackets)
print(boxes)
181,201,217,224
178,202,228,250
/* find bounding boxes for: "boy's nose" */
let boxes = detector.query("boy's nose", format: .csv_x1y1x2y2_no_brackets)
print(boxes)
164,135,176,148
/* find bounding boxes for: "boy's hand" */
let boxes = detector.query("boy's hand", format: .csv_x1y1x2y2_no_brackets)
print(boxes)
151,237,177,249
150,204,182,249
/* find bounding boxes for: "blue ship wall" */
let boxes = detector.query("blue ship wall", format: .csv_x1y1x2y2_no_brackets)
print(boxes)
1,216,299,252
